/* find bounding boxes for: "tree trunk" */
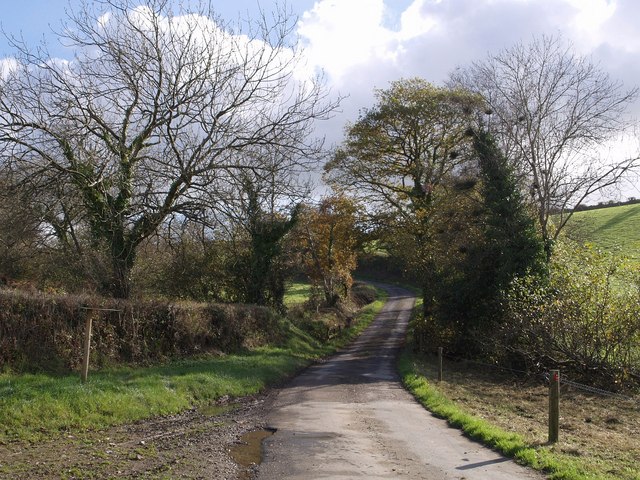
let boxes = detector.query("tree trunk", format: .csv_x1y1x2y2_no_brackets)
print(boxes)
111,258,132,299
109,236,136,299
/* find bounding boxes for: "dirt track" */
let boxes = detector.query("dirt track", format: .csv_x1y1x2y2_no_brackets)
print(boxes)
256,284,545,479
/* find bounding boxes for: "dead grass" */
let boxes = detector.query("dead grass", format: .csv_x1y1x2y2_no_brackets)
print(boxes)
411,354,640,480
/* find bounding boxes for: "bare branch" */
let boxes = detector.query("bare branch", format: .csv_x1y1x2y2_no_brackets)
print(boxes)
450,34,639,251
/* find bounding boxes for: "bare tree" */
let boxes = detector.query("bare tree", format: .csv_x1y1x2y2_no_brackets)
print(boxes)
0,0,337,297
450,35,639,256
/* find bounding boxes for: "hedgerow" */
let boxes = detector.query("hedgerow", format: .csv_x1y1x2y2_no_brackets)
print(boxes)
0,289,280,373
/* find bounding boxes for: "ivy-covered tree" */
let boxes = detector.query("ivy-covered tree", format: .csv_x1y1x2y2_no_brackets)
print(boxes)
208,142,316,311
234,182,300,312
462,130,547,346
474,130,547,289
414,129,547,355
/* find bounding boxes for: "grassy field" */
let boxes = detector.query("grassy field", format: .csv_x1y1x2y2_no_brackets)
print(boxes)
283,281,313,306
0,286,386,444
565,203,640,261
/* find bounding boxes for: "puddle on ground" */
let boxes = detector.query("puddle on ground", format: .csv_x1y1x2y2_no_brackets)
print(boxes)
198,402,239,417
229,428,277,479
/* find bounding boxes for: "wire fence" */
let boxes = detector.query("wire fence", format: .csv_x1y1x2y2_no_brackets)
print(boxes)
438,351,639,406
418,347,640,445
560,376,637,403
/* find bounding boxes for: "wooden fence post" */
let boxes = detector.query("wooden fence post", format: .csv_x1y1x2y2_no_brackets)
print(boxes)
549,369,560,443
438,347,443,382
81,311,94,383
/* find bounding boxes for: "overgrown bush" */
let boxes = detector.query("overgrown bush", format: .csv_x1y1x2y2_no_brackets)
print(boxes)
499,241,640,389
350,283,377,307
287,282,376,342
0,289,281,373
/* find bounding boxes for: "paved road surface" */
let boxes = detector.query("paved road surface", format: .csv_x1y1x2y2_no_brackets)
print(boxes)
257,284,545,480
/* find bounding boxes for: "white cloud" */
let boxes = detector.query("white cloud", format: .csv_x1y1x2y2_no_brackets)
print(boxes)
296,0,640,201
593,0,640,53
562,0,618,51
0,57,18,80
97,12,112,30
564,0,616,32
296,0,640,104
398,0,437,41
297,0,398,85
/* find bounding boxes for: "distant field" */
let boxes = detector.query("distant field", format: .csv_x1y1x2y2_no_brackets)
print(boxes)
565,203,640,261
284,282,312,306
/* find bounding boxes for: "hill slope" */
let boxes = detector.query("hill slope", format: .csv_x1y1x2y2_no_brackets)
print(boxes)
565,203,640,260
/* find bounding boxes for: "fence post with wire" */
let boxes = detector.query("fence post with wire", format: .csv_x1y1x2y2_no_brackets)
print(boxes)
432,349,638,447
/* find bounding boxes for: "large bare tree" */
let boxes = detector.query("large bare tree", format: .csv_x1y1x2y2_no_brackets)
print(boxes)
450,35,639,256
0,0,337,297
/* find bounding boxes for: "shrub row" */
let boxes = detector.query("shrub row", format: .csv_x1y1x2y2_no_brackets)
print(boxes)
0,289,281,373
413,241,640,391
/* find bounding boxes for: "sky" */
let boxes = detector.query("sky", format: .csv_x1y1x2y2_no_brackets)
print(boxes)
1,0,639,199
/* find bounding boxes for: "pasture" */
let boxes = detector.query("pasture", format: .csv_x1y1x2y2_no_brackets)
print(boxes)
565,203,640,261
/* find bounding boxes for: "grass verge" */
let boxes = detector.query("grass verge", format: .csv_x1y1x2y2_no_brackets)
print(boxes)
0,290,386,444
399,298,637,480
398,352,596,480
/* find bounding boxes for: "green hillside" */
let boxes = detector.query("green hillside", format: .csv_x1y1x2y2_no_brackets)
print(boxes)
564,203,640,261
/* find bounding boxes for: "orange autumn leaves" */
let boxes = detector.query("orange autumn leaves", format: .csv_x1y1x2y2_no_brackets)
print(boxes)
295,196,358,307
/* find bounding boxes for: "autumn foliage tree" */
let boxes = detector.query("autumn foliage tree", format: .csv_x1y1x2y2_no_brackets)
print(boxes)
325,78,482,310
296,196,358,307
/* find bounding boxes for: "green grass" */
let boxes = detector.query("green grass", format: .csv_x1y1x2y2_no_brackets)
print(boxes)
0,290,386,443
566,203,640,262
284,281,313,306
0,348,304,441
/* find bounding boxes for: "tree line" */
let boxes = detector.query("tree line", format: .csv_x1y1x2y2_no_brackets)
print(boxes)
1,1,639,385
